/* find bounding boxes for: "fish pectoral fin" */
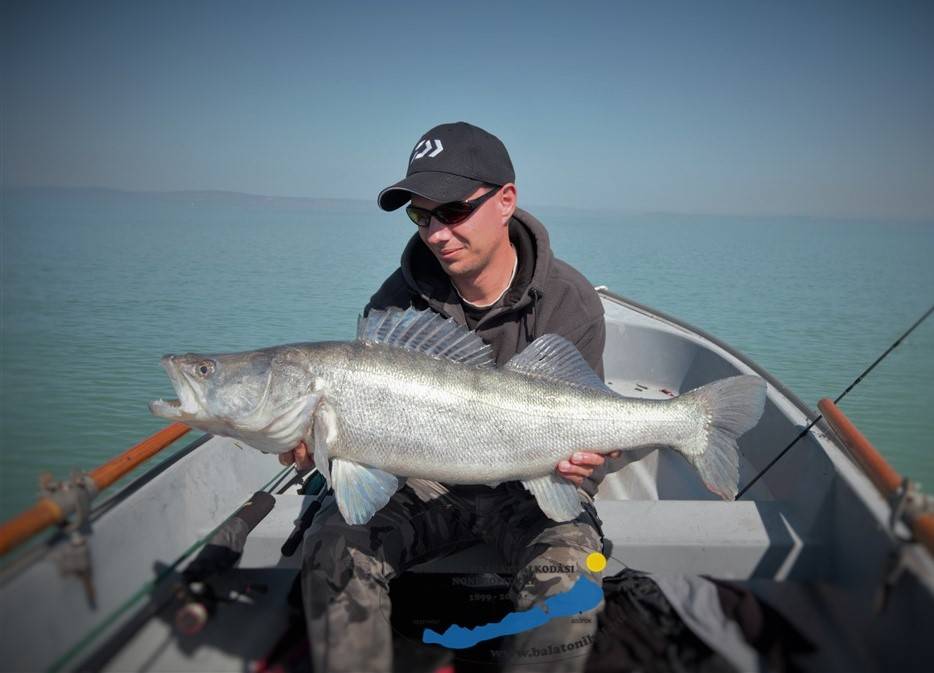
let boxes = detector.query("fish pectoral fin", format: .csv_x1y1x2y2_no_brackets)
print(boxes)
521,474,583,522
331,459,402,525
311,398,338,486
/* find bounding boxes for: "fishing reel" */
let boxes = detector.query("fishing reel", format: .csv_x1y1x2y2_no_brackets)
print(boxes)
173,578,269,636
172,490,277,636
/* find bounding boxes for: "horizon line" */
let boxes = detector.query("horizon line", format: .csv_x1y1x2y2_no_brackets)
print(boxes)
3,184,932,223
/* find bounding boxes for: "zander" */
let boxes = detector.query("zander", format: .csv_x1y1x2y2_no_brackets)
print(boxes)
151,308,767,525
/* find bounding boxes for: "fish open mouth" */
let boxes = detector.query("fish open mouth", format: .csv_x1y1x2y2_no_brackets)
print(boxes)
150,355,202,420
149,397,185,419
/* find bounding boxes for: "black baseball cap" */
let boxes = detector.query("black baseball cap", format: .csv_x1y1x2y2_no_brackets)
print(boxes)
378,122,515,211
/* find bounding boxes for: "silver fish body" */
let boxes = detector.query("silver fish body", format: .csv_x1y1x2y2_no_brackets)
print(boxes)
151,308,767,524
319,341,697,484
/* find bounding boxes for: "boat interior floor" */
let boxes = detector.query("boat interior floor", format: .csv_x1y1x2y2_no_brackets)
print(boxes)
84,483,932,673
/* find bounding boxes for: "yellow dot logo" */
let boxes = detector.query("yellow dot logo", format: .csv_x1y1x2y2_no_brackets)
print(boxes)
585,551,606,573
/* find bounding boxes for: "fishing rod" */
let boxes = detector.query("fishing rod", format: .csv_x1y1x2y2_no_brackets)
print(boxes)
736,303,934,500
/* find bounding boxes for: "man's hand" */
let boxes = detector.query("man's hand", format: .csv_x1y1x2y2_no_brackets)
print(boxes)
278,441,315,470
556,450,622,486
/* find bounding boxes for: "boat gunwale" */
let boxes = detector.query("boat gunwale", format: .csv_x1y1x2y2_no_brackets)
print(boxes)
597,288,934,573
596,288,868,487
0,432,214,582
596,287,819,424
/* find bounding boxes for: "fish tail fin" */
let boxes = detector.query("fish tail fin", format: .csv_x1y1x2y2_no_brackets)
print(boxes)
677,375,767,500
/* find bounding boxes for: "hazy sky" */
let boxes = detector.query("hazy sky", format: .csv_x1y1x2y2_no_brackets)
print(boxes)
3,0,933,218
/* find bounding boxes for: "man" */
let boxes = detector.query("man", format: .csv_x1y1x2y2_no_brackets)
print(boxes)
282,122,617,672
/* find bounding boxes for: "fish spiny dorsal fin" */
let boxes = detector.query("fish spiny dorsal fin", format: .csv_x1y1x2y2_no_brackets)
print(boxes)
357,308,495,367
505,334,614,393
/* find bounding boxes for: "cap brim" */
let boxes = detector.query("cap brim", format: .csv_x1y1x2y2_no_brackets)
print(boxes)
377,172,486,211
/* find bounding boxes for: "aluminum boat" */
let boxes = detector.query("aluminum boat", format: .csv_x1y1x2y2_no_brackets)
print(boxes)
1,289,932,672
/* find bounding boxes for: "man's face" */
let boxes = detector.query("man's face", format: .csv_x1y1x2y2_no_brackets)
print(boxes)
412,185,514,279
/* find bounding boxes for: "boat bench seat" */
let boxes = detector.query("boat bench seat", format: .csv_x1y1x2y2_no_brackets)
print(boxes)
411,500,802,580
240,497,801,581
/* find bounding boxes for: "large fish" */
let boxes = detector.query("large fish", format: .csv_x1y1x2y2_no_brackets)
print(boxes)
151,308,766,525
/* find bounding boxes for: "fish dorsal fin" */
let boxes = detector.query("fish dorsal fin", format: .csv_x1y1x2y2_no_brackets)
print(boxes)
505,334,613,393
357,307,495,367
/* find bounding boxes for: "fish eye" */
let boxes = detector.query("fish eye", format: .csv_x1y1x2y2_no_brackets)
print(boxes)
196,360,215,377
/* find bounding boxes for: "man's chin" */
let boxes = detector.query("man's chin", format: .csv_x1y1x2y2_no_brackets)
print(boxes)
435,253,469,275
439,259,474,278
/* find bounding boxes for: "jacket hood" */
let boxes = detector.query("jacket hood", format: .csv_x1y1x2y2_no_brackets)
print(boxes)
398,208,554,318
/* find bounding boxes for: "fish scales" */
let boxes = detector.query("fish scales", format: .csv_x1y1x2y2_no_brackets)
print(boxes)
326,342,686,483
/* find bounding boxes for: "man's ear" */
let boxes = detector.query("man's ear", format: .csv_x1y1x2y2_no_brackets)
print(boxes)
499,183,517,223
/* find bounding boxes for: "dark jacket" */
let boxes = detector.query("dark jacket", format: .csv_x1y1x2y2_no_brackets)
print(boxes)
365,208,609,499
365,208,606,377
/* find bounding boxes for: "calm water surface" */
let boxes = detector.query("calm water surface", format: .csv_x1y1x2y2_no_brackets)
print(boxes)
1,191,932,520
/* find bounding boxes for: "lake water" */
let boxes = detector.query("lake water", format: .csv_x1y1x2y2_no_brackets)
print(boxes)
1,189,932,522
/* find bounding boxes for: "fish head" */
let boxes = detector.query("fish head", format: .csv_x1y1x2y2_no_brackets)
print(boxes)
149,350,270,426
150,345,324,453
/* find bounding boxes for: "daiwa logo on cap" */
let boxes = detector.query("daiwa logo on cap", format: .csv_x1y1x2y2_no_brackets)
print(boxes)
377,122,515,211
410,138,444,163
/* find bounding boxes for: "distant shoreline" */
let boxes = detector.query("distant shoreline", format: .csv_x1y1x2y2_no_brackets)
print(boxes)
2,186,374,212
3,186,933,224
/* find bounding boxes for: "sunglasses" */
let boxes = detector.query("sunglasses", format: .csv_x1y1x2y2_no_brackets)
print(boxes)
405,186,502,228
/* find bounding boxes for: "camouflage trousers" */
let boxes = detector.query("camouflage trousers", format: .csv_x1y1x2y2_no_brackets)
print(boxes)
301,479,605,673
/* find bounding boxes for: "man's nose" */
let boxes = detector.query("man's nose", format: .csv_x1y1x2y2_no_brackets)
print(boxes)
425,218,451,244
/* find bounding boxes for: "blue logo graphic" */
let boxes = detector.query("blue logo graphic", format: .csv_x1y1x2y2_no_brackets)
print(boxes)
422,576,603,649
